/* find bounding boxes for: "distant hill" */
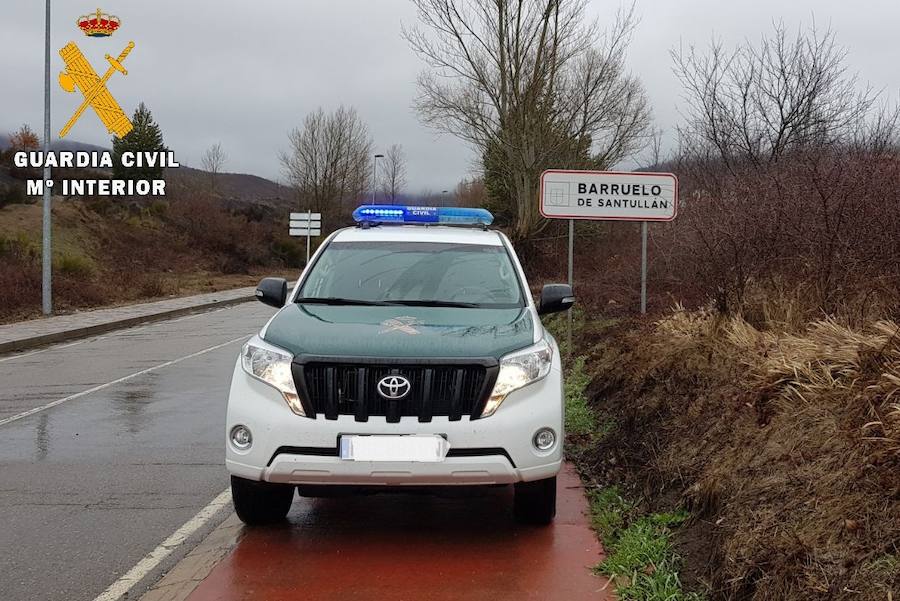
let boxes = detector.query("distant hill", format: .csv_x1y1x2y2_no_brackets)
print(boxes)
166,166,293,208
0,134,291,208
0,136,108,154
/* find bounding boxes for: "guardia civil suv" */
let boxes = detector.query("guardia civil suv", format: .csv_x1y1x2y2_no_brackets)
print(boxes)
226,205,574,525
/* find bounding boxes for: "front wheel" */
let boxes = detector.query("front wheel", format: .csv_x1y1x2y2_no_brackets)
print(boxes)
231,476,294,525
514,476,557,525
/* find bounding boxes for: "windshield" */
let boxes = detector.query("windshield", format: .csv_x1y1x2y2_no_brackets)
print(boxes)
298,241,524,308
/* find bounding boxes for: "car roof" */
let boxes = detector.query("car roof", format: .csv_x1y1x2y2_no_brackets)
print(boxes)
332,225,505,246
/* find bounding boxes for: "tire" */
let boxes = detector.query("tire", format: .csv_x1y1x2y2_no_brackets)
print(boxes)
231,476,294,525
514,476,557,525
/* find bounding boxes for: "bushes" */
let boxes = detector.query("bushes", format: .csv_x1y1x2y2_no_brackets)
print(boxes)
168,196,271,272
0,233,37,261
136,274,177,298
576,308,900,600
55,253,96,278
0,182,32,208
0,254,41,320
270,237,305,268
0,193,299,321
147,199,169,217
656,152,900,319
656,24,900,320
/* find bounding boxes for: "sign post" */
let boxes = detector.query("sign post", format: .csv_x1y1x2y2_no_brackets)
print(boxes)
567,218,574,352
42,0,52,315
640,221,648,314
539,170,678,332
289,211,322,264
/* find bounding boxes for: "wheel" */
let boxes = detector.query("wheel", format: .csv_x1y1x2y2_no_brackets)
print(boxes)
514,476,557,525
231,476,294,525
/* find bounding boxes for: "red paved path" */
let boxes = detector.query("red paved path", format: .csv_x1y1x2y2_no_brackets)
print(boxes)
187,463,611,600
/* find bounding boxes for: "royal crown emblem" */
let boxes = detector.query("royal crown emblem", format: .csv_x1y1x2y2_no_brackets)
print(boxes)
77,8,121,37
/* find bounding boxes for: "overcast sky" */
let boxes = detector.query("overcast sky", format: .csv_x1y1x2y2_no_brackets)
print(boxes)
2,1,898,191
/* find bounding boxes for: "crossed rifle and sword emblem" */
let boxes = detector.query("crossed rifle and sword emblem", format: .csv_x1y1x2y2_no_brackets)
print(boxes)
379,316,423,335
58,41,136,138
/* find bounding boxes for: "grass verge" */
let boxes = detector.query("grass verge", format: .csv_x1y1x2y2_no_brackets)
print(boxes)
568,307,900,599
562,345,703,601
588,488,703,601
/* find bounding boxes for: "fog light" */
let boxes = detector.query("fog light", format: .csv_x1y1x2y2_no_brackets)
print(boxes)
230,425,252,450
533,428,556,451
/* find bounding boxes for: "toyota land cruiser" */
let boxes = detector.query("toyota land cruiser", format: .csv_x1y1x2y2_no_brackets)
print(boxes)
225,205,574,525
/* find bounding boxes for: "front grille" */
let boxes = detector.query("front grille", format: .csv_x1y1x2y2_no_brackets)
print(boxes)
294,362,496,422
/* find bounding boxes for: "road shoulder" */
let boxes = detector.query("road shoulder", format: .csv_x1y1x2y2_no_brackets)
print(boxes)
137,513,244,601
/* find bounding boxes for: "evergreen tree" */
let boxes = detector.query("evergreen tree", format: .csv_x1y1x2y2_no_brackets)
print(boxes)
112,102,166,180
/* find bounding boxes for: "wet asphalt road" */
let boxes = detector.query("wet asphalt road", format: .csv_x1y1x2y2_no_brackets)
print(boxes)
185,463,608,601
0,302,277,601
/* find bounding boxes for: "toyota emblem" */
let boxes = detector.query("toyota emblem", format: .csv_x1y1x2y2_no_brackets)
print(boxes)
377,375,411,400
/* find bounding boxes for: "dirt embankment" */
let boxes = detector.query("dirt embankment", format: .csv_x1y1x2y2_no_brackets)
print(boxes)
0,198,301,323
574,309,900,600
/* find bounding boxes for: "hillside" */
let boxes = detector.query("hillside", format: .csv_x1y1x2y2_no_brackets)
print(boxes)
0,134,304,322
165,166,292,208
0,137,107,154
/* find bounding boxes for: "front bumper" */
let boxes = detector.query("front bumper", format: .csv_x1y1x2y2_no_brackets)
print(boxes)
225,359,564,486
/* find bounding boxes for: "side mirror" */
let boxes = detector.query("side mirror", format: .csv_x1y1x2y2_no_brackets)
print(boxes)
255,277,288,308
538,284,575,316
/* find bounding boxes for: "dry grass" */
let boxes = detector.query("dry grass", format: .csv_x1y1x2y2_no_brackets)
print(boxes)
579,307,900,600
0,197,300,322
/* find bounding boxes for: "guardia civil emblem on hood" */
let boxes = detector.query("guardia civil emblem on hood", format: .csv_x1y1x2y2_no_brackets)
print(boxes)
380,316,422,335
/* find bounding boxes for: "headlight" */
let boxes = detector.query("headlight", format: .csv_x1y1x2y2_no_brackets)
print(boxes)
482,337,553,417
241,341,304,416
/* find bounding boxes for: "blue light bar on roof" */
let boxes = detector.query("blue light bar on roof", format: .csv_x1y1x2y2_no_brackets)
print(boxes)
352,205,494,226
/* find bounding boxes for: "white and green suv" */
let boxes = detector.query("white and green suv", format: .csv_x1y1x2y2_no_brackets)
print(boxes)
225,206,574,526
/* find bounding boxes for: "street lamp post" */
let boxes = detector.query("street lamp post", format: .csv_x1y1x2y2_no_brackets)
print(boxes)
371,153,384,204
441,190,448,207
42,0,52,315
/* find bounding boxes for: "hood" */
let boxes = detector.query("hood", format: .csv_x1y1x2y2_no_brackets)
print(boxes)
262,304,535,360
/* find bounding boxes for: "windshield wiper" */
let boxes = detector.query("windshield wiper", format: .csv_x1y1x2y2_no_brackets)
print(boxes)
296,297,482,308
383,299,480,308
295,297,394,306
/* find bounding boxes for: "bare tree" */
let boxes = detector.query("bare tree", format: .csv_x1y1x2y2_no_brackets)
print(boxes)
201,142,227,193
455,177,488,208
9,124,40,150
280,106,373,216
672,23,877,169
379,144,407,202
668,22,900,314
405,0,651,239
646,127,665,169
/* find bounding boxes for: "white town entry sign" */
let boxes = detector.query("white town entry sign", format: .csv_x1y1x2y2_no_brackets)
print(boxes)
540,170,678,222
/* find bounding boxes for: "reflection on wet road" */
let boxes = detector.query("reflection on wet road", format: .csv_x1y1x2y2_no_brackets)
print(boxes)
0,303,276,601
186,464,608,601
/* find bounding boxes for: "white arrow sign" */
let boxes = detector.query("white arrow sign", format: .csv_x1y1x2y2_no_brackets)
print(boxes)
290,228,321,237
290,212,321,221
288,209,324,263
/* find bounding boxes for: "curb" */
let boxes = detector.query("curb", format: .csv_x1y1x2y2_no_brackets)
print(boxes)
137,512,243,601
0,294,255,355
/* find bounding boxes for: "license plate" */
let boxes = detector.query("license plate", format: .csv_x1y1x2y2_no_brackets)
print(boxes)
339,435,450,462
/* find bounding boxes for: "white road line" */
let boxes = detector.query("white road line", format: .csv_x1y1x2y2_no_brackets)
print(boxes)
0,335,248,428
91,488,233,601
0,306,235,364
